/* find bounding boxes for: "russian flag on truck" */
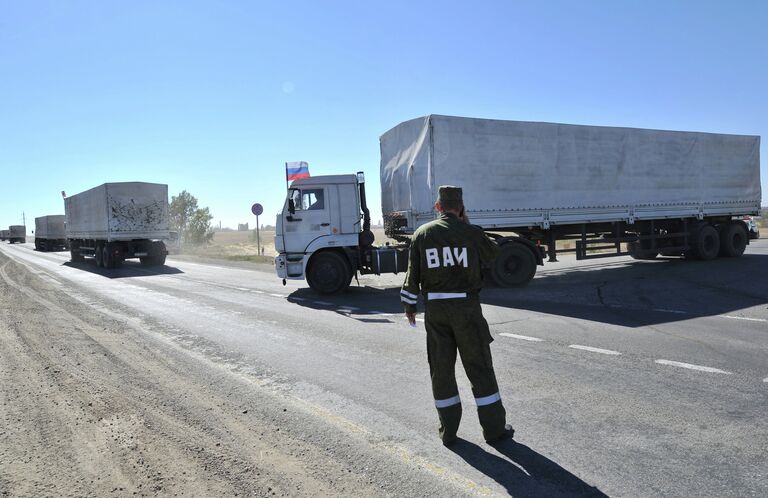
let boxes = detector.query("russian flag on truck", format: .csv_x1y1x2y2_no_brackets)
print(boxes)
286,161,310,181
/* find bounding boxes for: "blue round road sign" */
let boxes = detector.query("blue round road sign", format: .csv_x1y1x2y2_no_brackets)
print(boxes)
251,203,263,216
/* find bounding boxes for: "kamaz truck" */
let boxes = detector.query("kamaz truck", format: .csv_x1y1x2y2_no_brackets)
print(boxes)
65,182,170,268
275,115,762,294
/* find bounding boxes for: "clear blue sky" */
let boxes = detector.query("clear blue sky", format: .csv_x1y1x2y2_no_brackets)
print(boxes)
1,0,766,231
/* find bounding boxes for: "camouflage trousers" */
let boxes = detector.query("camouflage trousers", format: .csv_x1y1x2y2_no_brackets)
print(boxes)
424,295,507,443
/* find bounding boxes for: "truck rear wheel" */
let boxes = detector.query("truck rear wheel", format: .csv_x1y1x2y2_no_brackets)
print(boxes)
140,241,166,266
719,222,747,258
307,251,352,294
491,243,537,287
690,225,720,261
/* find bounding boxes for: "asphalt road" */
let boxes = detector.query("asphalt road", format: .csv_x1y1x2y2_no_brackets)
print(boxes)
1,239,766,497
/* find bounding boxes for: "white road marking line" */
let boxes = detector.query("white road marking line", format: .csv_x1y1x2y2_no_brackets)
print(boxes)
314,301,333,306
655,359,732,375
251,290,264,294
568,344,622,356
499,332,543,342
719,315,767,323
236,287,250,291
269,293,285,298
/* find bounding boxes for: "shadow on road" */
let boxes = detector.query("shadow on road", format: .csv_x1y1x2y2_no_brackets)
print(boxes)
449,438,608,497
286,252,768,327
62,260,184,278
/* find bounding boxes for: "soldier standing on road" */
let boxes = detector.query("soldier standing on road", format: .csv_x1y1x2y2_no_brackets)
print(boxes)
401,185,514,446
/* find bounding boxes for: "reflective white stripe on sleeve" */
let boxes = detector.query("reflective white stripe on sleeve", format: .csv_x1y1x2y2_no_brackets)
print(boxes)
401,296,418,305
475,392,501,406
427,292,467,300
434,395,461,409
400,289,418,299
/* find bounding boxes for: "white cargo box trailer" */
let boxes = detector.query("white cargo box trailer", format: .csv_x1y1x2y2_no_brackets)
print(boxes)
275,115,761,293
380,115,761,231
34,215,67,252
65,182,170,268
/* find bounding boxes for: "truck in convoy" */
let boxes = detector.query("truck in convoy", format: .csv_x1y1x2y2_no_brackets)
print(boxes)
7,225,26,244
65,182,170,268
0,230,8,241
275,115,762,294
34,215,68,251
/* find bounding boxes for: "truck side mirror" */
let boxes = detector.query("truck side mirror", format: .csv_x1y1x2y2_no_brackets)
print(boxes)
288,198,295,215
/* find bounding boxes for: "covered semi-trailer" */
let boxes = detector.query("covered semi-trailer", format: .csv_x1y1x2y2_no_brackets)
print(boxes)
34,215,68,251
65,182,170,268
275,115,762,293
8,225,26,244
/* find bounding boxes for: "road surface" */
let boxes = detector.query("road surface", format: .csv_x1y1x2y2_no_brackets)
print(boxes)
1,240,766,497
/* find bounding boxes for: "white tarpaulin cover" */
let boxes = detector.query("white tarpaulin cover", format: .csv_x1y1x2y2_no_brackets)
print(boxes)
380,115,761,229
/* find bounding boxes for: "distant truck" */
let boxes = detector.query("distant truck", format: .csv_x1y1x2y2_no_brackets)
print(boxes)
34,215,68,251
7,225,26,244
65,182,170,268
275,115,762,293
0,230,8,241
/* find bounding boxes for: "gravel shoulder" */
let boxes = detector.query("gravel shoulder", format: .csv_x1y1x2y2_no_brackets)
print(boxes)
0,253,454,497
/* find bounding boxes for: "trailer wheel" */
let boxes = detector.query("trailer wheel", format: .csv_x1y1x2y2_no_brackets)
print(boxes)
690,225,720,261
491,243,537,287
307,251,352,294
94,244,104,267
719,222,747,258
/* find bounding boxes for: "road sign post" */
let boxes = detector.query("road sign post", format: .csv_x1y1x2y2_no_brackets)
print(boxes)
251,203,264,255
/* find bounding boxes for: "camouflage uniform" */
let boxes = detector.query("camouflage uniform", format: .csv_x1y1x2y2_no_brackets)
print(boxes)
401,186,509,444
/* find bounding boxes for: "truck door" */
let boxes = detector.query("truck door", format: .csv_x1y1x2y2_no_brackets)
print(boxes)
283,186,333,253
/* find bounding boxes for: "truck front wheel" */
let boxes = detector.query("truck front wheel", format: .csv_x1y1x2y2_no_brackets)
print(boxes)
307,252,352,294
491,243,537,287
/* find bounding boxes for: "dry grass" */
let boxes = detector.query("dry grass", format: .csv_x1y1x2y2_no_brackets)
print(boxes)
181,228,397,263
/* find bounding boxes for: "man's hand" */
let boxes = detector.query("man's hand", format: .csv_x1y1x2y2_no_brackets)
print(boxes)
406,311,416,326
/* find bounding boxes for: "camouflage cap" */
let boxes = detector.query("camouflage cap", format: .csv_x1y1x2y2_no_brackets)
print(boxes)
437,185,463,203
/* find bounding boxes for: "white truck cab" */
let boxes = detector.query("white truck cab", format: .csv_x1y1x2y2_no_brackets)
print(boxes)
275,173,380,293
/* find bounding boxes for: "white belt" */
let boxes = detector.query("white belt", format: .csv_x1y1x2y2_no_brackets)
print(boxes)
427,292,467,300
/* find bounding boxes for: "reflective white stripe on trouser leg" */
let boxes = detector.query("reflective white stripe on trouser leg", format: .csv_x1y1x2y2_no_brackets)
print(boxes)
475,392,501,407
434,395,461,409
